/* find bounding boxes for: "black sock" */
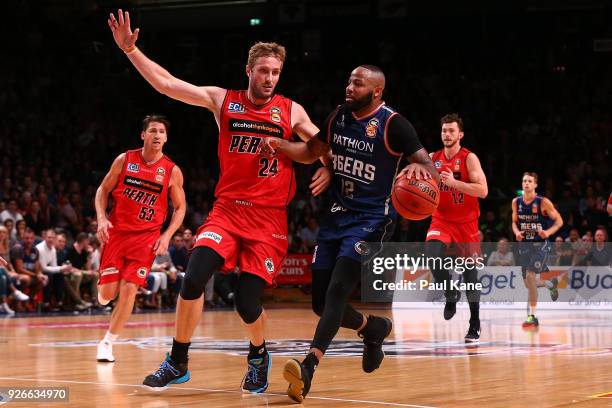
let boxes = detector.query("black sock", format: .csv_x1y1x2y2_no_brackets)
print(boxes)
171,338,190,365
469,302,480,324
248,340,267,361
302,352,319,378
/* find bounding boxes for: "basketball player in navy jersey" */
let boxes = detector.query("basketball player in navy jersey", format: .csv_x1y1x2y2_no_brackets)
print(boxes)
264,65,438,402
512,172,563,328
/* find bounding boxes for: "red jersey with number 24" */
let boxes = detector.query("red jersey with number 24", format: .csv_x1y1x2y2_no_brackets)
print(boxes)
108,149,175,233
214,90,295,208
431,147,480,223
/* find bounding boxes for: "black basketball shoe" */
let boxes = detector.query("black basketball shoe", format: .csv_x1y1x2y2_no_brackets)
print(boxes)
142,353,190,391
241,351,271,393
444,291,461,320
283,359,312,403
464,320,481,343
359,315,393,373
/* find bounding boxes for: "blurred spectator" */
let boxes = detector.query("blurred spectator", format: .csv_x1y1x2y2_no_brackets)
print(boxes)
36,229,71,310
586,228,610,266
148,254,176,308
299,218,319,253
572,233,593,266
480,210,504,242
487,238,515,266
56,233,69,265
15,220,27,242
1,200,23,224
0,225,29,314
3,219,15,242
183,229,195,250
66,233,98,306
549,236,574,266
24,200,47,235
10,228,48,309
169,233,189,272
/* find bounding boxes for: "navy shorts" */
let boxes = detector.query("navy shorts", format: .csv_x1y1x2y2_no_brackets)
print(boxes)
311,210,395,271
519,241,552,278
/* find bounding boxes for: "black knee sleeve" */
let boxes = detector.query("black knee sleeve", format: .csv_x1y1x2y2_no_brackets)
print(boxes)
180,247,224,300
235,272,266,324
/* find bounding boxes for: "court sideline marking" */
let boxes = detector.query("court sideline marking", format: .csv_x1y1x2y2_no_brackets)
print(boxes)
0,376,437,408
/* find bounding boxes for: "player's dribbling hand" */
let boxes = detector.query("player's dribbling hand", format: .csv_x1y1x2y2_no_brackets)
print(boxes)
396,163,433,181
260,137,282,156
153,234,171,256
108,9,140,52
97,217,114,245
310,167,331,197
515,231,525,242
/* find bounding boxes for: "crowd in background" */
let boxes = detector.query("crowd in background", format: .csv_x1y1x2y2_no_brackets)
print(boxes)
1,2,610,313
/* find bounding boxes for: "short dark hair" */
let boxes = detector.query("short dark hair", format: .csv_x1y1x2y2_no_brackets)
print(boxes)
522,172,538,183
24,227,35,236
441,113,464,132
75,232,89,244
142,115,170,132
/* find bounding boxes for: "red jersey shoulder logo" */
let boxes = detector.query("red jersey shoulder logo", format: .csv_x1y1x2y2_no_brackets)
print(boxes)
270,107,282,123
365,118,379,138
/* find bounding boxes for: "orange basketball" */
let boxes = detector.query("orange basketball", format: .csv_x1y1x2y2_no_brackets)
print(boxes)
392,177,440,220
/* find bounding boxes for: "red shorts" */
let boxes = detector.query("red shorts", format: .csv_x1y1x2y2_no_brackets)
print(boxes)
426,217,481,256
98,229,159,286
193,198,288,285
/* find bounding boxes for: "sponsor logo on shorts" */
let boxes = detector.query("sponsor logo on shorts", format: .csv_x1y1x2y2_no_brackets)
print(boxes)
354,241,371,256
331,202,347,213
100,267,119,276
272,233,287,240
127,163,140,172
264,258,275,274
234,200,253,206
426,230,441,237
136,267,148,278
312,246,318,263
197,231,222,244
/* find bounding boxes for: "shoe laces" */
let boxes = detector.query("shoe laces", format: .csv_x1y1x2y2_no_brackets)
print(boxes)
154,360,180,379
246,358,265,384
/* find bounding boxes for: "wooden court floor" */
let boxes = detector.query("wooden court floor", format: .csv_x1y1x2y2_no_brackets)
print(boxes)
1,306,612,407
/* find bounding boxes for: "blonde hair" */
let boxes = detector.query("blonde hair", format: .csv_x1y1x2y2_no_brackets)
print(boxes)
247,42,286,68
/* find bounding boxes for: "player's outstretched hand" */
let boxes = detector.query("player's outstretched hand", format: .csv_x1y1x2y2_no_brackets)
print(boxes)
260,137,283,156
0,255,7,267
310,167,331,197
108,9,140,52
153,234,171,256
396,163,433,181
538,230,550,240
97,217,114,245
515,231,525,242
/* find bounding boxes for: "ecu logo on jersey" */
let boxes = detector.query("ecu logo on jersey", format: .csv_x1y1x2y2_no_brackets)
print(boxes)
228,102,246,113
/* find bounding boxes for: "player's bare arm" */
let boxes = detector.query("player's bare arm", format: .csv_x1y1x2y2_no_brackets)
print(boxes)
511,198,524,241
108,9,226,117
396,148,439,182
539,198,563,239
95,153,125,244
0,256,6,267
440,152,488,198
153,166,186,255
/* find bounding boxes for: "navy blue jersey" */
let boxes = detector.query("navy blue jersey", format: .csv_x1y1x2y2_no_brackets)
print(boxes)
516,195,552,242
325,103,419,217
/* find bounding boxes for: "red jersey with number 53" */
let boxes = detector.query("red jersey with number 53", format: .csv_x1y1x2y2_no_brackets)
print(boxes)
215,90,295,207
431,147,480,223
108,149,175,233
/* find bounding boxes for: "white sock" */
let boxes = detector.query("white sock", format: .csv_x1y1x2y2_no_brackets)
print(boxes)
103,331,118,343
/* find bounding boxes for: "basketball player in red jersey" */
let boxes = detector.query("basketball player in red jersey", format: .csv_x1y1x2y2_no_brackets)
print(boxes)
423,113,488,342
95,115,186,362
107,10,330,392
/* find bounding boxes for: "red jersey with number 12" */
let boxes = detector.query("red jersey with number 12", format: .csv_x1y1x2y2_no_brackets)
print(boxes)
109,149,175,233
215,90,295,207
431,147,480,223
